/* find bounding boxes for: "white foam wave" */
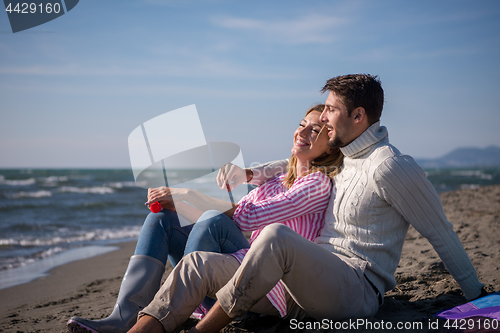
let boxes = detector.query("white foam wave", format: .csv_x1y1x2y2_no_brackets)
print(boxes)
40,246,64,258
107,181,140,189
41,176,69,186
0,226,142,247
59,186,114,194
460,184,481,190
450,170,493,180
10,190,52,199
0,178,36,186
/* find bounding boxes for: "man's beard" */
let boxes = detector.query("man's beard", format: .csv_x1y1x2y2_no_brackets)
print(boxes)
328,137,344,149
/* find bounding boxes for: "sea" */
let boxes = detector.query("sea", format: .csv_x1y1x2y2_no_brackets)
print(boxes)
1,167,499,290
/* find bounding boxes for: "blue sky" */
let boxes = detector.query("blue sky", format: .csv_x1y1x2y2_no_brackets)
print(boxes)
1,0,499,168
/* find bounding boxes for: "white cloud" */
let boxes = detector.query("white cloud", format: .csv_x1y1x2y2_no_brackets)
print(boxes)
211,14,349,45
0,56,292,80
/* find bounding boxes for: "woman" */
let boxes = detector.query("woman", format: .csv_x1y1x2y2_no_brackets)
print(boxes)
68,104,342,333
182,104,344,318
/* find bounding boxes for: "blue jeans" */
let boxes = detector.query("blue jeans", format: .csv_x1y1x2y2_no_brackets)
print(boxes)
134,210,193,267
185,210,250,255
134,209,250,310
134,209,249,268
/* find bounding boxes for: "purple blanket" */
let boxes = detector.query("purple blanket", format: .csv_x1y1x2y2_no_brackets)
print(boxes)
436,291,500,320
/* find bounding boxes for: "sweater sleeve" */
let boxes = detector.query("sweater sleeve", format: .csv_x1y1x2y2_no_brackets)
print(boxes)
248,159,289,186
233,172,332,232
374,155,483,301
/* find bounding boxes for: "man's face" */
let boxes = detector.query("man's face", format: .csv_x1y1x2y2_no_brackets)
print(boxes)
320,92,355,149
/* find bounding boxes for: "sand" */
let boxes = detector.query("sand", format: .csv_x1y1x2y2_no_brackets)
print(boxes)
1,185,499,333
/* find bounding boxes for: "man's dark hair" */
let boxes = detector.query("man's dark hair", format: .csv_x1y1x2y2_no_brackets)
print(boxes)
321,74,384,125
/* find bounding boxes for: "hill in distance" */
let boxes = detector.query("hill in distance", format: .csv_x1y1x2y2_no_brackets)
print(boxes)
415,145,500,168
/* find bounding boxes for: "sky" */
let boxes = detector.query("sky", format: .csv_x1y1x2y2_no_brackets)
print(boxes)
1,0,499,168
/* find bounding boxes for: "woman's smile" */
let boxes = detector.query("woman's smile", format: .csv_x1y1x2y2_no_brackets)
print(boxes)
294,137,310,147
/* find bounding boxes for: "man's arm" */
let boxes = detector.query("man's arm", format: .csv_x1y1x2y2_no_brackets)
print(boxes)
374,155,484,300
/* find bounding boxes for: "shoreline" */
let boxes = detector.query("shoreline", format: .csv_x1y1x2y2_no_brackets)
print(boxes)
1,185,499,333
0,244,121,290
0,241,138,317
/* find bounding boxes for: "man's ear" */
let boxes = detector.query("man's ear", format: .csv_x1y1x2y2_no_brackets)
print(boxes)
352,107,366,124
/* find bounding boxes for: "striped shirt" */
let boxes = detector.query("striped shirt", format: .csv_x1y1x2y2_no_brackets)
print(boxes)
230,171,332,317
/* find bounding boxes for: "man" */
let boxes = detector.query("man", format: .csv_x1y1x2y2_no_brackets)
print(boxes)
128,74,485,333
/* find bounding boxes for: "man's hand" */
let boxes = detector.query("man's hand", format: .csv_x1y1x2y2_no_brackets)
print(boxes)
217,163,252,191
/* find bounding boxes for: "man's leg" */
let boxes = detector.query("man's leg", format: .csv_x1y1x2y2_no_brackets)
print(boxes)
128,315,164,333
137,251,278,333
184,210,250,310
216,223,379,321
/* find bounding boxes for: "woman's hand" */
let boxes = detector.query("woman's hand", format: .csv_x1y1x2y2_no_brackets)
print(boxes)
217,163,252,191
147,187,187,211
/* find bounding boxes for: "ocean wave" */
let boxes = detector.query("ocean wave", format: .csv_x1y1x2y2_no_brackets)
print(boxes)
0,226,142,248
0,178,36,186
40,176,69,187
40,246,64,258
9,190,52,199
107,181,141,189
0,225,141,271
450,170,493,180
460,184,481,190
59,186,114,194
0,246,65,270
43,176,69,183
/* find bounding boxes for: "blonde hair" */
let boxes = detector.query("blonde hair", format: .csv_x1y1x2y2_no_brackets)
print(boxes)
282,104,343,189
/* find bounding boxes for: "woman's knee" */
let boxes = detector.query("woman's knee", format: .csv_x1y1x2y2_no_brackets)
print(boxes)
192,210,227,232
198,210,226,222
143,210,179,230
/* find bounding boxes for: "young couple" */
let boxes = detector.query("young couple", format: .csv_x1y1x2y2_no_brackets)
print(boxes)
68,74,485,333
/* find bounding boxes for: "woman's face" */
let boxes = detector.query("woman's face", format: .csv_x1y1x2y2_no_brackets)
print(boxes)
291,111,331,163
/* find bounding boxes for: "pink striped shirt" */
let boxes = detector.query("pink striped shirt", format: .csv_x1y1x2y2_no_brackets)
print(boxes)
230,171,332,317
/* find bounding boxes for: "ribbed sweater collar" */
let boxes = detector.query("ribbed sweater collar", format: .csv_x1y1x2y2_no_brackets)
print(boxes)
340,121,388,159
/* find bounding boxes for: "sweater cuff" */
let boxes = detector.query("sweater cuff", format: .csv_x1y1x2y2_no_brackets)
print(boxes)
458,274,484,301
248,165,268,186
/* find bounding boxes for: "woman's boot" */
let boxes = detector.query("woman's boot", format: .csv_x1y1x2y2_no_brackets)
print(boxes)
67,255,165,333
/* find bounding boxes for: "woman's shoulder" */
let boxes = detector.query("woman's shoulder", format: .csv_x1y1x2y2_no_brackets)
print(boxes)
267,173,287,183
294,171,332,188
304,170,331,181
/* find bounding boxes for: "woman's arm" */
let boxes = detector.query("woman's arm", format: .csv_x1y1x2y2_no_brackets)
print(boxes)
233,172,332,232
216,160,289,190
172,201,203,224
180,188,238,218
147,186,238,219
248,159,289,186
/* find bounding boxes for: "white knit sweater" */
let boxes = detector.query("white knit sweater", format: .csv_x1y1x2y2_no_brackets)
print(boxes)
251,122,483,301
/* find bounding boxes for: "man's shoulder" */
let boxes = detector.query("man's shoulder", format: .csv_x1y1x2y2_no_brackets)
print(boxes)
368,141,402,166
368,142,422,174
366,143,427,188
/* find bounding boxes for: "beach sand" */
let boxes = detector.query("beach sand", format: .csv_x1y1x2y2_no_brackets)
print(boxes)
1,185,499,333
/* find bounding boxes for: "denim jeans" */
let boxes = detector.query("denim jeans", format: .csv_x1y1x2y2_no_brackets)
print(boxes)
134,209,249,268
185,210,250,255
